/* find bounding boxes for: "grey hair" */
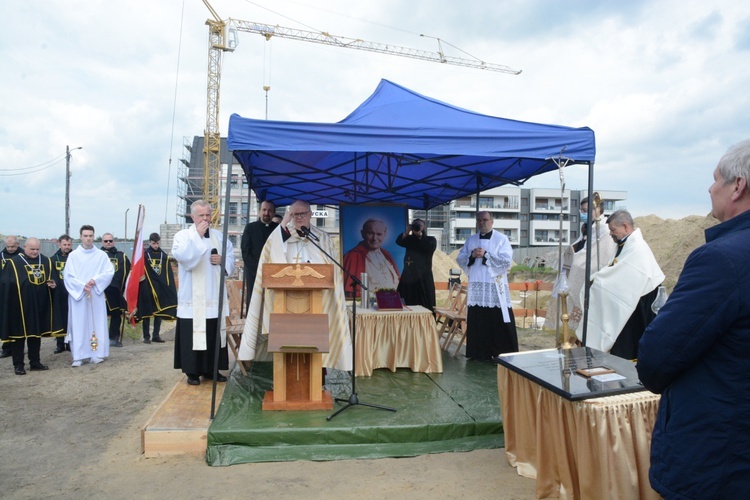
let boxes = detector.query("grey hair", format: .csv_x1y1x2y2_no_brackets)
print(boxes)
291,200,311,211
606,209,634,227
717,139,750,185
190,199,211,215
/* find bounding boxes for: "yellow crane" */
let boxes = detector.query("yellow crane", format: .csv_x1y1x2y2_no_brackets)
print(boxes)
200,0,520,223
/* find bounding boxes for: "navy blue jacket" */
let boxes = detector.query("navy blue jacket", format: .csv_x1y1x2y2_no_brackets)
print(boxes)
637,210,750,498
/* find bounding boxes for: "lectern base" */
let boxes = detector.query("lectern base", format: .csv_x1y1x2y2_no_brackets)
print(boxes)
262,389,334,411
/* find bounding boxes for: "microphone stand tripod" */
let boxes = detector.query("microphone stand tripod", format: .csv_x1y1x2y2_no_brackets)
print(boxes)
297,227,396,420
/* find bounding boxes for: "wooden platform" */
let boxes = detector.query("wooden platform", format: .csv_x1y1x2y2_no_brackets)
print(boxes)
141,376,227,457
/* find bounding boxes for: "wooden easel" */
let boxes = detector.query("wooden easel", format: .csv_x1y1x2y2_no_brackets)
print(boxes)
261,263,334,411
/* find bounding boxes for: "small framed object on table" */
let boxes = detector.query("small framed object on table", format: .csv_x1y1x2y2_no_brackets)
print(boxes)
575,366,616,378
375,290,403,310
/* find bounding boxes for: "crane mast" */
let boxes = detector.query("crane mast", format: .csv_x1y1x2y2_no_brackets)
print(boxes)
200,0,520,224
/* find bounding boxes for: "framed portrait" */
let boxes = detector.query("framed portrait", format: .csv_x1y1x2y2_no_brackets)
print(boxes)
339,203,408,298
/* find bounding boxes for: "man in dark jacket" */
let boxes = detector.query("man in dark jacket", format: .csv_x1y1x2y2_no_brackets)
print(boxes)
637,138,750,497
396,218,436,312
240,200,277,309
101,233,130,347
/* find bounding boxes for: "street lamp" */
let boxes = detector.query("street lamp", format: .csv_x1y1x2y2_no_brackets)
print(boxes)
65,145,83,236
125,208,130,240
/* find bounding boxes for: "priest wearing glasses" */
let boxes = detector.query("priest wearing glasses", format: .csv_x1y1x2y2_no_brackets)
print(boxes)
239,200,352,371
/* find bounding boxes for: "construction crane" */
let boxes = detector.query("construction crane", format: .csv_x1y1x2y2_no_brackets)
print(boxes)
200,0,521,224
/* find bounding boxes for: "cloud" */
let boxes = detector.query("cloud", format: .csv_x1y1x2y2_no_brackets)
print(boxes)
2,0,750,240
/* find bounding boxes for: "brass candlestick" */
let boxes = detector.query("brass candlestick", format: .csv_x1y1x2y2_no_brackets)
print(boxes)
557,291,577,349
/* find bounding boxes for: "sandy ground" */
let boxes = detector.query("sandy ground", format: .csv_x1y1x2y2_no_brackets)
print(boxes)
3,213,708,500
1,325,558,500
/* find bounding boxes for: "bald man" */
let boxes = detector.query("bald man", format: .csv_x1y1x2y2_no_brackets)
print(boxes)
0,237,54,375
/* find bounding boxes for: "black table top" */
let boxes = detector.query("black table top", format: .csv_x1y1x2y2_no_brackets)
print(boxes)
497,347,647,401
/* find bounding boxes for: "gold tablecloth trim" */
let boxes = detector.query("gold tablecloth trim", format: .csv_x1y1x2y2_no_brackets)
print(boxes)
498,365,660,499
352,306,443,377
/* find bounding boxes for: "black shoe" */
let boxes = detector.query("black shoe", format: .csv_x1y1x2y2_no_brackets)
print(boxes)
53,346,65,354
202,373,227,382
15,365,26,375
112,340,123,347
151,336,165,343
187,375,200,386
30,362,49,371
0,350,11,359
143,338,151,344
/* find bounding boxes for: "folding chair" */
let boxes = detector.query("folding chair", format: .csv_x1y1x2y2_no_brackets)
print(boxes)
438,285,468,352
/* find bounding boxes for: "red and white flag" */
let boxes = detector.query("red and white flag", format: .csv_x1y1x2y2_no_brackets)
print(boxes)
125,205,146,325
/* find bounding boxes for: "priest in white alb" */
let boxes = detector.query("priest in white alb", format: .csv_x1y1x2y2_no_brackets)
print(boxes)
584,210,664,359
64,225,115,367
172,200,236,386
239,200,353,371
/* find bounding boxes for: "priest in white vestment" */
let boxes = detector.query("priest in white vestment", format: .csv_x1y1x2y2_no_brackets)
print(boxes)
545,197,617,332
584,210,664,359
456,211,518,361
172,200,235,386
65,225,115,367
239,200,353,371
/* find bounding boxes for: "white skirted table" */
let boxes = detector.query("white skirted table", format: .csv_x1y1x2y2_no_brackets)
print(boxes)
497,353,661,500
351,305,443,377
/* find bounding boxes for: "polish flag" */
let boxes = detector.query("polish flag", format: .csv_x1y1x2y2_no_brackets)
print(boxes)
125,205,146,325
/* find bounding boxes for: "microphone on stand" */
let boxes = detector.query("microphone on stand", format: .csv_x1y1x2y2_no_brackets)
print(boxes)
300,226,319,242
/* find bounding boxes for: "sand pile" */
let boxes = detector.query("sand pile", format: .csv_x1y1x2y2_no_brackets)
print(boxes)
636,213,717,291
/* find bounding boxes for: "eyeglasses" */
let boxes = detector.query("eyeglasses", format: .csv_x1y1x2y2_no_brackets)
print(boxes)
102,239,113,243
291,211,311,219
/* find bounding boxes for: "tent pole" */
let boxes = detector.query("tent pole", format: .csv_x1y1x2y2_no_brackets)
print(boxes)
581,160,595,347
240,173,252,318
210,157,233,420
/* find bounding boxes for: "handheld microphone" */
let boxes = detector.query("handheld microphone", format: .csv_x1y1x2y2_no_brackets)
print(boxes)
210,248,219,265
300,226,319,241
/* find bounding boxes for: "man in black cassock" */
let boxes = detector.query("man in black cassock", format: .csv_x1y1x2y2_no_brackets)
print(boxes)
50,234,73,353
240,200,278,308
396,218,437,312
1,235,23,359
101,233,130,347
135,233,177,343
0,237,53,375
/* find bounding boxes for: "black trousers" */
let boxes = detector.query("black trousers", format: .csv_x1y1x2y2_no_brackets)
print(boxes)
11,337,41,367
108,311,122,340
142,317,162,340
173,318,228,376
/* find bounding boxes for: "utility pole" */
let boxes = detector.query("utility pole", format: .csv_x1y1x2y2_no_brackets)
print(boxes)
65,145,83,236
125,208,130,240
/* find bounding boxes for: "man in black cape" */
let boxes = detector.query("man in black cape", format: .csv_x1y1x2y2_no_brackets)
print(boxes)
50,234,73,353
136,233,177,343
0,237,53,375
1,235,23,359
101,233,130,347
396,218,437,312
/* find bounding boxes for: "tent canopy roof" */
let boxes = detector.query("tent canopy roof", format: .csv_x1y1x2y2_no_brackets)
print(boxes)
227,79,596,210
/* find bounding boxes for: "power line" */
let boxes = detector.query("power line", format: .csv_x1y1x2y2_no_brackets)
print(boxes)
0,156,65,176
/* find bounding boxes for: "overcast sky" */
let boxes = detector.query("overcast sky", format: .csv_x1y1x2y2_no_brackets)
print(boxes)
2,0,749,241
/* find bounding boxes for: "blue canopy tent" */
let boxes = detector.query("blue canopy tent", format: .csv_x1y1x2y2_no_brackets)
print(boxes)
203,79,598,417
227,79,596,209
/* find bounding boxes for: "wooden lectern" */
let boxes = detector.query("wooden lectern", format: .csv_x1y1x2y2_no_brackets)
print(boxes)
261,263,334,411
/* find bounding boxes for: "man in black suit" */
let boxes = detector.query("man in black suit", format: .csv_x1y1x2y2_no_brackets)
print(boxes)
240,200,278,308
